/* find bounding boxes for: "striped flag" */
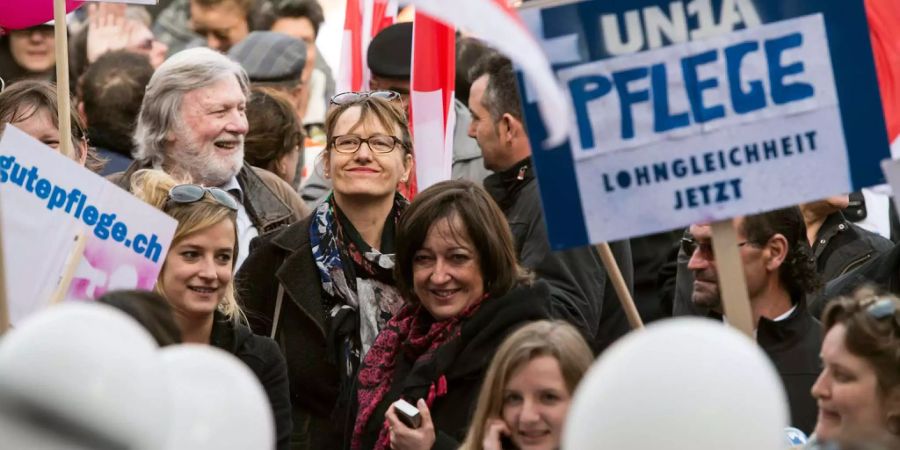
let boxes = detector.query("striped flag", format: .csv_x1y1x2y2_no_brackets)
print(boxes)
337,0,398,93
407,0,571,148
410,12,456,193
866,0,900,157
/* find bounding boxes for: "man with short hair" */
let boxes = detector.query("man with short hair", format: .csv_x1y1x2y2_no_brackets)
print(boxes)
112,47,308,271
189,0,251,52
684,207,822,433
467,52,635,352
77,50,154,175
153,0,268,55
270,0,334,127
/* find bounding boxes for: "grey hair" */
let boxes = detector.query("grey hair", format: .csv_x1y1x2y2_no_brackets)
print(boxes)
133,47,250,165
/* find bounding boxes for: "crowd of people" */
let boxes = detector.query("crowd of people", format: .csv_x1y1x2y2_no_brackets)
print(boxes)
1,0,899,449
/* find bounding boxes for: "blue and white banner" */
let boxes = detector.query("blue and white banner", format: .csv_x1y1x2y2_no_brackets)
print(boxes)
518,0,891,249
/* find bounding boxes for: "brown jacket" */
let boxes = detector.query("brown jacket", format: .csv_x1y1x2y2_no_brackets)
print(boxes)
108,160,309,233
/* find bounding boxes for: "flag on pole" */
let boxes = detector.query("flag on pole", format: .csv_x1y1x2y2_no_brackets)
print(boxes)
407,0,571,148
337,0,398,93
866,0,900,157
410,12,456,193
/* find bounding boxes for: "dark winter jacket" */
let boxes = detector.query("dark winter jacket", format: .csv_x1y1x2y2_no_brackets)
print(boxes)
816,242,900,315
235,214,343,450
756,298,822,435
109,159,308,234
210,311,293,450
483,157,634,351
350,281,554,450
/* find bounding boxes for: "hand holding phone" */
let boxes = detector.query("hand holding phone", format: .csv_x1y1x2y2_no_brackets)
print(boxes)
392,399,422,429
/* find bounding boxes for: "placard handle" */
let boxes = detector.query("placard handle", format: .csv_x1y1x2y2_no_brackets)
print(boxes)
595,242,644,330
710,220,754,337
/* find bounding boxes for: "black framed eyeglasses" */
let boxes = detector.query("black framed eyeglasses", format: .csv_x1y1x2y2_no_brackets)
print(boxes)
681,237,750,259
329,90,401,105
330,134,403,154
167,184,238,211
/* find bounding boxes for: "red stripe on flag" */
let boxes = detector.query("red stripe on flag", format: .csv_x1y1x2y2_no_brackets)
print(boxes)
412,14,455,130
866,0,900,144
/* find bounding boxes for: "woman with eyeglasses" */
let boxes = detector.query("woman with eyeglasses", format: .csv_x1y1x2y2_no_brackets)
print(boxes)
804,288,900,449
236,91,413,450
0,25,56,85
130,169,292,450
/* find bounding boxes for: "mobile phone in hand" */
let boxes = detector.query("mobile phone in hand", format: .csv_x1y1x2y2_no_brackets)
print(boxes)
393,399,422,429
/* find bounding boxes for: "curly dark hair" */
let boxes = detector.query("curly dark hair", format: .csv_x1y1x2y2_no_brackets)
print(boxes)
739,206,822,297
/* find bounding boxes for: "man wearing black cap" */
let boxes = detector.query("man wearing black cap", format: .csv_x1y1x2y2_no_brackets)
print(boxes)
300,22,491,208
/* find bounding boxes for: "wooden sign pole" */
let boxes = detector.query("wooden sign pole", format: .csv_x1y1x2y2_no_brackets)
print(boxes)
595,242,644,330
0,197,8,335
48,231,87,305
710,220,754,337
53,0,74,159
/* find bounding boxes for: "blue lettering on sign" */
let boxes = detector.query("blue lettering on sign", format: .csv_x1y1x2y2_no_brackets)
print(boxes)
570,31,815,149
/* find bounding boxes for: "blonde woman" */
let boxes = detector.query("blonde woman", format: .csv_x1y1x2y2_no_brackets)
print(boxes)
131,169,292,450
461,321,594,450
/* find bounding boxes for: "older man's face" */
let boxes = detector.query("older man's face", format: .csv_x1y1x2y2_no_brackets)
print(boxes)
167,76,248,186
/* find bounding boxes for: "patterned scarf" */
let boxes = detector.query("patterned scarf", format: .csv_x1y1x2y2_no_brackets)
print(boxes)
309,193,407,380
350,297,487,450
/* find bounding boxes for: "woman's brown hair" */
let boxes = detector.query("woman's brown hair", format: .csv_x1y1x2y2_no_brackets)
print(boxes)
460,320,594,450
394,179,530,303
0,79,104,172
822,287,900,435
244,87,304,175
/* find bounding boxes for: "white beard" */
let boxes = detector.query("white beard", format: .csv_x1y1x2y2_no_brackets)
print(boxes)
167,127,245,187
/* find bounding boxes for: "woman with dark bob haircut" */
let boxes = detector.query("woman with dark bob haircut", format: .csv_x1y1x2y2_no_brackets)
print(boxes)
805,287,900,448
348,179,554,450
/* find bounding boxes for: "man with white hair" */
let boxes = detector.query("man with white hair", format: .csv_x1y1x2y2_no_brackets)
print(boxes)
111,47,308,269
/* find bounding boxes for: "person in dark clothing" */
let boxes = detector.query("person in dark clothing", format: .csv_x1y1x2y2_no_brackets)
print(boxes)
77,50,154,175
467,52,634,351
348,180,553,450
800,196,892,316
131,169,292,449
682,207,823,434
817,242,900,313
97,289,182,346
675,197,892,319
236,93,413,450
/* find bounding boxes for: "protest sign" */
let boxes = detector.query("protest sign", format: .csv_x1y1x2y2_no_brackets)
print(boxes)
519,0,891,250
0,125,177,326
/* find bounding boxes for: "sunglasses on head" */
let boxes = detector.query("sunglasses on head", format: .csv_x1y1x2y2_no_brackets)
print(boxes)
167,184,238,211
864,297,900,328
329,90,401,105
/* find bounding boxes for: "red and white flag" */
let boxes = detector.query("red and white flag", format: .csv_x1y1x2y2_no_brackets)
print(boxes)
337,0,398,93
410,12,456,192
407,0,571,148
866,0,900,157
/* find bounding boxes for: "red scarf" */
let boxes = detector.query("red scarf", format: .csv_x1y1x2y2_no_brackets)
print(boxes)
351,297,486,450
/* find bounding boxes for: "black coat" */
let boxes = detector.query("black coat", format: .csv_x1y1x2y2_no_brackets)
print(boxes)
235,215,344,450
756,299,822,435
210,312,293,450
817,242,900,312
483,157,633,352
350,281,554,450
